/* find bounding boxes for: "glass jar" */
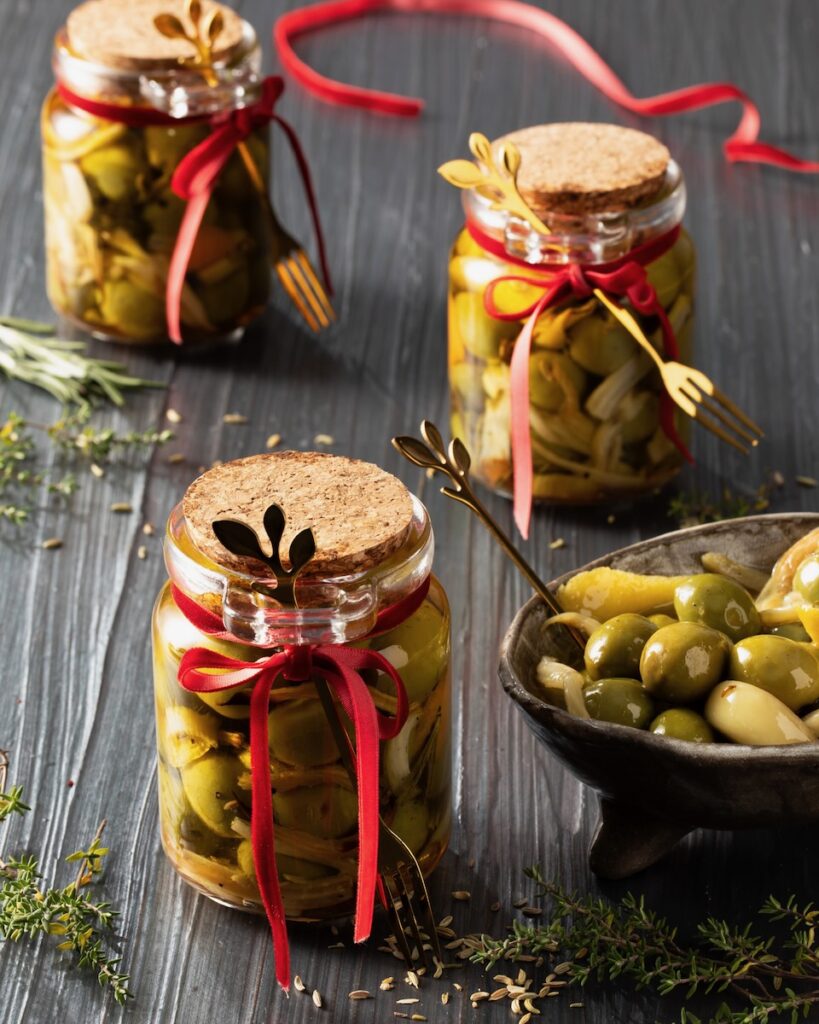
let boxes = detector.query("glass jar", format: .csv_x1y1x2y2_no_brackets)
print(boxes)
42,2,270,344
152,453,451,920
447,124,696,505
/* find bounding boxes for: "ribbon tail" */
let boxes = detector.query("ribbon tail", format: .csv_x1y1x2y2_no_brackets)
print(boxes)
273,115,333,294
249,672,291,991
166,191,211,344
509,307,540,539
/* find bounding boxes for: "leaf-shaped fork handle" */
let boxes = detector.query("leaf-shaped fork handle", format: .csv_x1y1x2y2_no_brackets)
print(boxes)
392,422,584,653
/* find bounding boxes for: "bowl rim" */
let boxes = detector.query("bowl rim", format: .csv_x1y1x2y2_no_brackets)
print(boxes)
498,511,819,763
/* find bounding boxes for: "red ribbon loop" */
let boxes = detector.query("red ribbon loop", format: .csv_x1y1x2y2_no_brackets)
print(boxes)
477,221,691,538
170,579,427,990
274,0,819,174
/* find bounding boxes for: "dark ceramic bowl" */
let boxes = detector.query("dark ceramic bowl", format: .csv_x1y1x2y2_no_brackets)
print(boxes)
499,513,819,879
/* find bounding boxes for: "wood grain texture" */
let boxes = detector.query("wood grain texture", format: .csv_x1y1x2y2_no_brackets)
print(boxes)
1,1,818,1021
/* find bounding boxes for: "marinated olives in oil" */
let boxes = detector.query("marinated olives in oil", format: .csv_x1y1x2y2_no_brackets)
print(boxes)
583,678,655,729
649,708,714,743
640,622,729,703
673,574,761,642
584,613,657,680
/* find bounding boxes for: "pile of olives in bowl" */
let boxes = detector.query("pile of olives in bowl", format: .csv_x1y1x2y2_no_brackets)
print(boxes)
536,536,819,746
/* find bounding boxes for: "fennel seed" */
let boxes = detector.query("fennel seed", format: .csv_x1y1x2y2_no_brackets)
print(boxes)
137,545,147,560
293,975,306,992
311,989,322,1008
223,413,248,425
451,890,471,901
797,475,817,488
166,409,182,424
110,502,132,513
142,522,155,536
348,991,371,1000
549,537,565,550
266,433,282,449
41,537,63,550
314,433,334,445
166,453,185,464
90,463,104,478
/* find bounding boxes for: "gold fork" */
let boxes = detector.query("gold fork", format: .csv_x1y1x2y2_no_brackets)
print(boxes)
593,289,763,454
314,679,445,970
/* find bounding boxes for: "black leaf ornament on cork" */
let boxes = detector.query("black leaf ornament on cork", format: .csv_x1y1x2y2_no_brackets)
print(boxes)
212,503,316,606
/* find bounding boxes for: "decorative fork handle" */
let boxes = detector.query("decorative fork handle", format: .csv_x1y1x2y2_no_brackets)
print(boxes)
592,288,667,373
392,421,585,653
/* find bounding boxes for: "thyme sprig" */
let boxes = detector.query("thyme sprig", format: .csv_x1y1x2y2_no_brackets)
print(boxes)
465,866,819,1023
0,409,171,525
0,316,161,412
0,753,131,1004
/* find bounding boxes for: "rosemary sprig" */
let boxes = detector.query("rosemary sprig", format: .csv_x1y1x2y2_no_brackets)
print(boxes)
0,752,131,1004
465,866,819,1023
0,316,162,412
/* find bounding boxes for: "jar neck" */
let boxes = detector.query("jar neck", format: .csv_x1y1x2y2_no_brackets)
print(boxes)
463,160,686,267
52,22,262,118
163,496,435,647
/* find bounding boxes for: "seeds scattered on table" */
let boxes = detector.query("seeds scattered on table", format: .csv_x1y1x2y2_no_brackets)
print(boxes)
796,475,817,488
451,890,471,901
396,998,419,1004
41,537,62,550
312,989,323,1008
293,975,306,992
266,433,282,449
380,977,395,991
440,993,449,1005
142,522,155,536
110,502,132,513
90,463,104,478
223,413,248,425
137,545,147,560
348,990,371,1000
405,970,420,988
167,453,185,464
549,537,565,550
314,433,334,445
166,408,182,424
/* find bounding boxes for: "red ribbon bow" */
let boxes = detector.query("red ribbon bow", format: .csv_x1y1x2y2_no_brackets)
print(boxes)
474,221,691,538
170,579,429,991
55,76,331,344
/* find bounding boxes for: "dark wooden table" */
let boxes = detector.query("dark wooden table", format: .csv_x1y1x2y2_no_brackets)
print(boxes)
2,1,819,1021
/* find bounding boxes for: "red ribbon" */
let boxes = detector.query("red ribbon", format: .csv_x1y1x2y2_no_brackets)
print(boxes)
55,77,331,344
470,220,690,538
274,0,819,174
170,577,430,990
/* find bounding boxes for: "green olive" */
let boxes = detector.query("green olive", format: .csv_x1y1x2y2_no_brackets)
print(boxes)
673,574,761,642
453,291,511,360
144,125,207,170
640,622,729,703
529,352,587,412
236,839,329,881
568,315,636,375
794,553,819,604
268,698,338,767
274,786,358,839
199,266,250,327
450,362,485,411
705,681,815,745
372,601,448,703
649,708,714,743
177,812,223,855
161,705,220,768
769,623,812,642
584,613,658,680
648,614,677,628
99,279,165,340
582,677,655,728
390,799,430,854
79,143,144,201
181,752,244,837
645,247,683,308
619,391,659,444
729,635,819,710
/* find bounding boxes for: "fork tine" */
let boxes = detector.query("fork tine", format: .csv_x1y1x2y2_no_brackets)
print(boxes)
691,405,751,454
402,858,445,968
393,865,428,968
276,262,320,332
384,880,416,965
707,385,765,439
295,249,337,323
286,255,332,329
693,392,761,447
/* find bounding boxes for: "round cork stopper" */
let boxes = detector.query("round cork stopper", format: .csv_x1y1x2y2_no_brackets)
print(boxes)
182,452,416,579
66,0,246,70
494,123,670,217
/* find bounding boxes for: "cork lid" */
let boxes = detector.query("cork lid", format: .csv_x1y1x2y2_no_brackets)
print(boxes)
182,452,416,579
66,0,246,70
494,123,670,217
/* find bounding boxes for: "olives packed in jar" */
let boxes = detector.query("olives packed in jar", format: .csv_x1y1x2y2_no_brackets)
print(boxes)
152,451,451,922
444,123,695,511
43,0,274,344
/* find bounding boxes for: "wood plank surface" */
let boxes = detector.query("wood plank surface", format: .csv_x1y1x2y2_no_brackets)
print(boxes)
1,1,818,1021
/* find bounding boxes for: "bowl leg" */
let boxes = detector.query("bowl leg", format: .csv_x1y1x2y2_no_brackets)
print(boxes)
589,798,692,879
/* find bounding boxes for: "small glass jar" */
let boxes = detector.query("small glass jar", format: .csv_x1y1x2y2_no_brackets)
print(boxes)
42,2,270,344
447,123,696,505
152,452,451,920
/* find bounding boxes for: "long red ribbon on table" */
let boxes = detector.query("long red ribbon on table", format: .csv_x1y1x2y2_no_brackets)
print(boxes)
55,77,331,344
469,220,689,538
170,577,429,990
274,0,819,173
